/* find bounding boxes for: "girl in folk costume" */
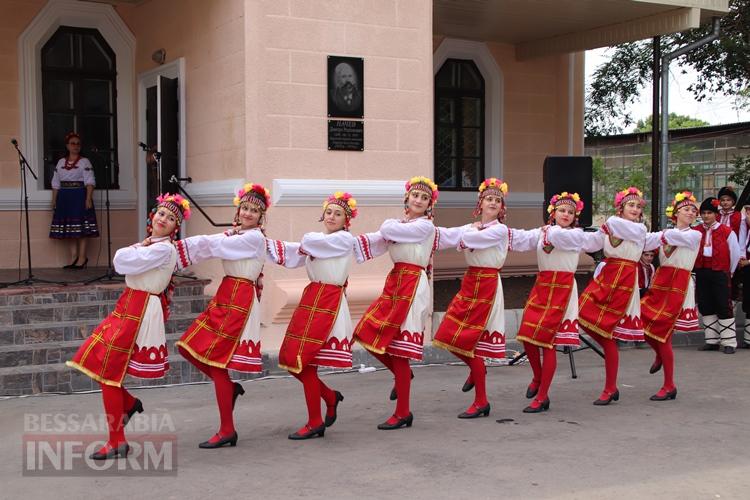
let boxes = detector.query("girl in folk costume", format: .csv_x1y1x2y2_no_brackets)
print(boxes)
513,192,601,413
737,203,750,348
266,192,359,440
695,197,740,354
640,192,702,401
717,186,741,237
432,178,511,419
66,194,190,460
578,187,648,405
172,183,271,449
354,176,439,430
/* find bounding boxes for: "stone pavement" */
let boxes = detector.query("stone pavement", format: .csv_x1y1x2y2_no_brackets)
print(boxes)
2,346,750,499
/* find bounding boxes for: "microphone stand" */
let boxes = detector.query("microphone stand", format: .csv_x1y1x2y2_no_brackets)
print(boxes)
0,141,61,288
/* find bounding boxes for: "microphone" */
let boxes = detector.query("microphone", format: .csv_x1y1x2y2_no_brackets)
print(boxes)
11,138,18,146
138,142,149,151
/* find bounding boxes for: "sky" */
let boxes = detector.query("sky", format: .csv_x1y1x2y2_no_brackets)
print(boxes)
586,47,750,131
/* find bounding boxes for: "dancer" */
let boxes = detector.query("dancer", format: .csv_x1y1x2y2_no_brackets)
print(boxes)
354,176,439,430
695,197,740,353
267,192,359,440
432,178,510,419
513,192,600,413
173,183,271,448
66,193,190,459
578,187,647,405
640,192,701,401
718,186,741,236
738,203,750,348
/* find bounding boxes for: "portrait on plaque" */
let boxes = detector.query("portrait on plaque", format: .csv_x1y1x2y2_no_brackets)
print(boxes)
328,55,364,118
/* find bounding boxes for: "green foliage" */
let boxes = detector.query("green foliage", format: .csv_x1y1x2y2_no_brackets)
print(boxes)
728,155,750,186
634,113,710,132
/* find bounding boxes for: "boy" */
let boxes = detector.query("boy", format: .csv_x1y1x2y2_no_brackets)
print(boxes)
638,250,656,297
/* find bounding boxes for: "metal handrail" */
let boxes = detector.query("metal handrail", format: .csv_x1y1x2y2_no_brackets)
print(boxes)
169,175,232,227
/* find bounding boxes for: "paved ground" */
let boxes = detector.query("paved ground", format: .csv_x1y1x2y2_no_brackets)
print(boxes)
2,346,750,499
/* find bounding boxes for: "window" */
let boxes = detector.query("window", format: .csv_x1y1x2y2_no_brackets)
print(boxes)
42,26,118,189
434,59,485,190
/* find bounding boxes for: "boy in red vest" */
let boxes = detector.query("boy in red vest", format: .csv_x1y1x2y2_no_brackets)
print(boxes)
718,186,741,237
695,197,740,353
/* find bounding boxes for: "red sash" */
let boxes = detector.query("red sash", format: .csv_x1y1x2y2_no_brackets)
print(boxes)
641,266,692,343
66,288,151,387
176,275,256,368
354,262,423,354
278,282,344,374
517,270,575,349
433,266,499,357
579,257,637,339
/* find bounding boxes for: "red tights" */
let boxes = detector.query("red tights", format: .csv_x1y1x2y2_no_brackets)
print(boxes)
589,332,619,398
371,351,412,419
522,342,557,402
453,353,488,408
645,335,675,391
290,365,337,430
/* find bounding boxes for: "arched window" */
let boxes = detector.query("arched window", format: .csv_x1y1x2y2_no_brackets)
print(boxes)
434,59,485,190
41,26,118,189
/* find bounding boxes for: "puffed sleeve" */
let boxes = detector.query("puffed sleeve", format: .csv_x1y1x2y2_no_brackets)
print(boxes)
379,218,434,243
661,228,702,250
644,231,664,252
51,159,62,190
729,231,740,273
113,241,174,275
266,238,306,269
354,231,388,263
208,229,266,260
603,216,647,243
509,227,541,252
173,233,222,270
461,222,511,250
300,231,355,259
80,158,96,186
739,214,749,259
546,226,589,252
580,230,605,254
435,224,471,251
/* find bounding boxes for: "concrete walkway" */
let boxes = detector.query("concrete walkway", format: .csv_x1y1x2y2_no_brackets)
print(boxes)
2,346,750,499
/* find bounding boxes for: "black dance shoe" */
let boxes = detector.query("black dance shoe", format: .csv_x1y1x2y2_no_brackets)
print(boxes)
89,443,130,460
461,377,475,393
288,424,325,440
232,382,245,410
63,257,79,269
458,403,491,419
377,412,414,430
389,370,415,401
723,346,736,354
523,398,550,413
199,431,238,449
649,359,662,374
525,383,539,399
123,398,144,426
698,343,720,351
324,391,344,427
72,257,88,269
649,388,677,401
593,389,620,406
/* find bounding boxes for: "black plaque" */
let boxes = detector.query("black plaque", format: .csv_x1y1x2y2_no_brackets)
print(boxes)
328,55,364,118
328,120,364,151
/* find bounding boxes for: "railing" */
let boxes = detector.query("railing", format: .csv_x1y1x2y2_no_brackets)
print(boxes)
169,176,232,227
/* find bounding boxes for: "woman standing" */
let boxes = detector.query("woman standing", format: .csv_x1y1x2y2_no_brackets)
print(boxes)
512,192,600,413
173,183,271,448
578,187,647,405
432,178,510,419
66,193,190,460
354,176,439,430
267,192,359,440
50,132,99,268
641,192,701,401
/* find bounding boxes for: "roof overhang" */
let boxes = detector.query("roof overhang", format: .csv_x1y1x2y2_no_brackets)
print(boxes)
433,0,730,60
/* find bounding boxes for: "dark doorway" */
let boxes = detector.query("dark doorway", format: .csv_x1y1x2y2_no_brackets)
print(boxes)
144,76,179,215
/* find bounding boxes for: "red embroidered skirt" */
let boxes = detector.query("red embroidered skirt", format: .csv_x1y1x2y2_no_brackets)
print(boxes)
66,288,151,387
176,275,260,371
579,257,637,339
278,282,344,374
517,270,576,349
433,266,499,357
641,266,692,343
354,262,423,356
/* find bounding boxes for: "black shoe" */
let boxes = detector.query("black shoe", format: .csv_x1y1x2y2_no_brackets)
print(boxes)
199,431,238,448
650,388,677,401
63,257,79,269
649,359,662,374
324,391,344,427
72,257,88,269
123,398,144,426
458,403,491,419
593,389,620,406
523,398,550,413
698,343,720,351
288,424,325,440
377,413,414,430
741,342,750,349
461,366,486,393
232,382,245,410
723,346,736,354
389,370,415,401
525,383,539,399
89,443,130,460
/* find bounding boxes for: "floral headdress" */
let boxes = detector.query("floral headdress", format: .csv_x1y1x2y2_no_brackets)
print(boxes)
233,182,272,211
64,132,81,144
320,191,358,230
547,191,584,225
473,178,509,220
614,186,645,209
404,176,438,219
665,191,698,220
148,193,191,238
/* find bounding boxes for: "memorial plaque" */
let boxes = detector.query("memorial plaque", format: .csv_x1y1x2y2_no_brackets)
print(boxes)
328,120,364,151
328,55,364,118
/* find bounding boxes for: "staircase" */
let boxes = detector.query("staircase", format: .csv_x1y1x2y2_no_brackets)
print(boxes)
0,278,266,396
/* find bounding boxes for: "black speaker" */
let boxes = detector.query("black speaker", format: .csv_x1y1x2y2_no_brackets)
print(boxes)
542,156,593,228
